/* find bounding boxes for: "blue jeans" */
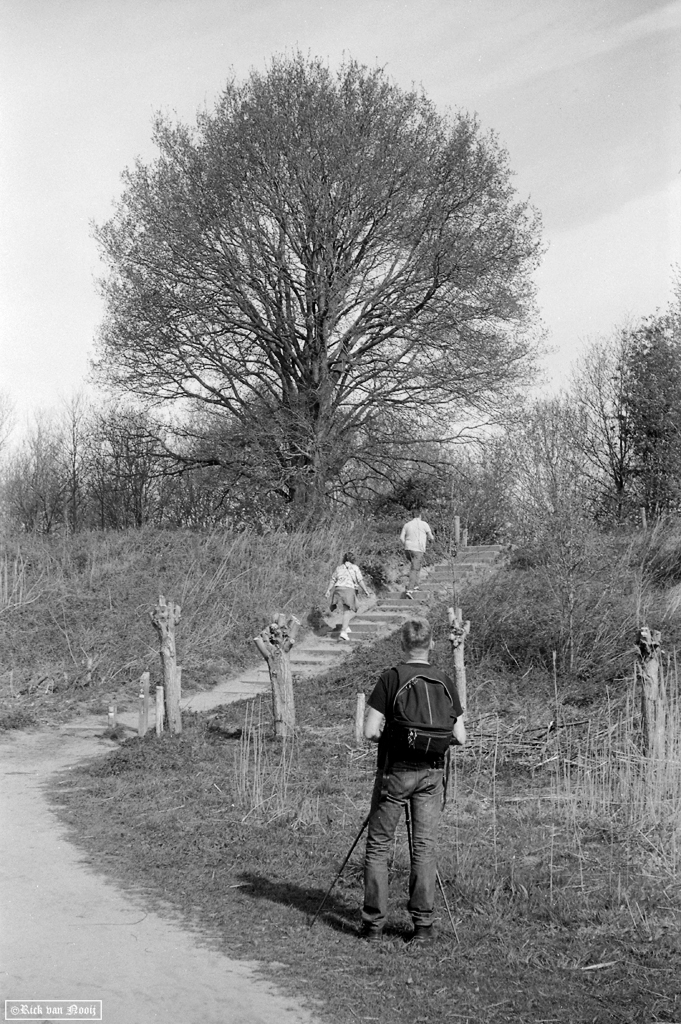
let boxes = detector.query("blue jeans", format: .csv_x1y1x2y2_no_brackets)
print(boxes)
362,766,443,929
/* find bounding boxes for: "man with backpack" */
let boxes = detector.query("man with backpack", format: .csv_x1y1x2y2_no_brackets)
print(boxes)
361,617,465,944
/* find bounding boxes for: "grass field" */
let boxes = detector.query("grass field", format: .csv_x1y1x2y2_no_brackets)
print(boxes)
49,622,681,1024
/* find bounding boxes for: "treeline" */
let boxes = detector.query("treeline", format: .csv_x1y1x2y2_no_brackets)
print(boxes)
0,400,238,533
1,300,680,539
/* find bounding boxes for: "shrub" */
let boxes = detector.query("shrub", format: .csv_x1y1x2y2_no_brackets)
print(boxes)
463,529,647,682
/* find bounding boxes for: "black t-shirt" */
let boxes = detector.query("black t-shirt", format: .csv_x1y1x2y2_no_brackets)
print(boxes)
367,660,463,770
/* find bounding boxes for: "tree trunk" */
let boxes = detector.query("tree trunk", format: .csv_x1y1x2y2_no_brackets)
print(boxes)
447,606,470,713
155,685,165,736
636,626,663,761
150,595,182,735
254,613,300,738
354,692,366,745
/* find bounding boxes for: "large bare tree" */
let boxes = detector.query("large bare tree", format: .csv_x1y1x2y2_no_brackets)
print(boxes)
94,54,543,506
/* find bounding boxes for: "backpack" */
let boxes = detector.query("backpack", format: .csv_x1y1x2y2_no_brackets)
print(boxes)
389,665,457,758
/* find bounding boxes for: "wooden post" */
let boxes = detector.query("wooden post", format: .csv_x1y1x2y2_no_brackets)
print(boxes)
461,527,468,548
155,685,165,736
636,626,663,760
454,516,460,546
107,700,117,728
138,671,150,737
447,606,470,713
640,507,648,530
150,595,182,735
253,613,300,738
354,692,366,745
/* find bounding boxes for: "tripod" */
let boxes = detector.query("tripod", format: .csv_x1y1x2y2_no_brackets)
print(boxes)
309,805,459,942
309,813,370,928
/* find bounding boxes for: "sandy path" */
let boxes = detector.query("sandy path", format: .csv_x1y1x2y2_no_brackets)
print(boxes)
0,723,318,1024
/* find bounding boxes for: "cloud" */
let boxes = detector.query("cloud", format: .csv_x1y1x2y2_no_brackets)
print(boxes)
538,175,681,382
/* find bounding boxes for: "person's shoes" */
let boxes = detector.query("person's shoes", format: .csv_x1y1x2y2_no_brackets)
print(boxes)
339,631,350,641
407,924,435,945
405,590,414,600
359,923,383,942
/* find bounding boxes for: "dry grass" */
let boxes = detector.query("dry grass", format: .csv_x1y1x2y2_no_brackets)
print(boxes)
233,697,299,823
50,633,681,1024
0,522,394,726
9,519,681,1019
553,660,681,875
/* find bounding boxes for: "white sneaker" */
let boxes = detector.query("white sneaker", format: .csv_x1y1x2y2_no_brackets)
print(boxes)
339,631,350,641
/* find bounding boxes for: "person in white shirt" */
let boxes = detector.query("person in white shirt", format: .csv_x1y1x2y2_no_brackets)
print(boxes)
400,511,434,597
325,551,372,641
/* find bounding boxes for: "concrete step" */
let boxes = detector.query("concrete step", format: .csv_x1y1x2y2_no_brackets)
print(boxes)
459,545,505,553
353,610,405,622
292,644,351,656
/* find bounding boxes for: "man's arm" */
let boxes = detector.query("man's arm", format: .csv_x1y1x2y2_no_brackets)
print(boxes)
364,707,385,742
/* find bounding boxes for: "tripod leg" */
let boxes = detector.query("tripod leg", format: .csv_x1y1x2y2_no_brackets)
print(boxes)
436,870,459,942
309,813,370,928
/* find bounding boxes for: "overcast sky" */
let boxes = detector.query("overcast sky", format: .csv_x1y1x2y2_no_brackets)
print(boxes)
1,0,679,424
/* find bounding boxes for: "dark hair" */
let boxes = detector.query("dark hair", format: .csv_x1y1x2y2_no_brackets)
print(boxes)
401,617,432,651
343,551,355,564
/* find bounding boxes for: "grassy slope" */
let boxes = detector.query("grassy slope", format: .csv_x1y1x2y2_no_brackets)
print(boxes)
51,624,681,1023
0,522,401,728
5,522,681,1021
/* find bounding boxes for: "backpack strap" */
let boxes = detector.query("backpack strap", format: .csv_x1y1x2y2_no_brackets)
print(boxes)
442,747,451,808
393,663,450,697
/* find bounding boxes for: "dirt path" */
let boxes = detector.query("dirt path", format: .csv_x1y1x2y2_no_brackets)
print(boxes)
0,721,321,1024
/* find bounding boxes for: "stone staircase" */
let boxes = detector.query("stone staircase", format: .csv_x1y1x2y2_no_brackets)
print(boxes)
182,599,410,713
104,545,508,730
414,544,508,602
180,545,508,713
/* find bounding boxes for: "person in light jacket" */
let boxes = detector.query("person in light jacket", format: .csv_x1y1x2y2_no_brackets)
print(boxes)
325,551,371,641
400,510,434,597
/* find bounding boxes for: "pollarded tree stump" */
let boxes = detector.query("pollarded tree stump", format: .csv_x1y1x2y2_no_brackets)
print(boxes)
254,613,300,738
150,595,182,735
447,605,470,714
636,625,663,761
